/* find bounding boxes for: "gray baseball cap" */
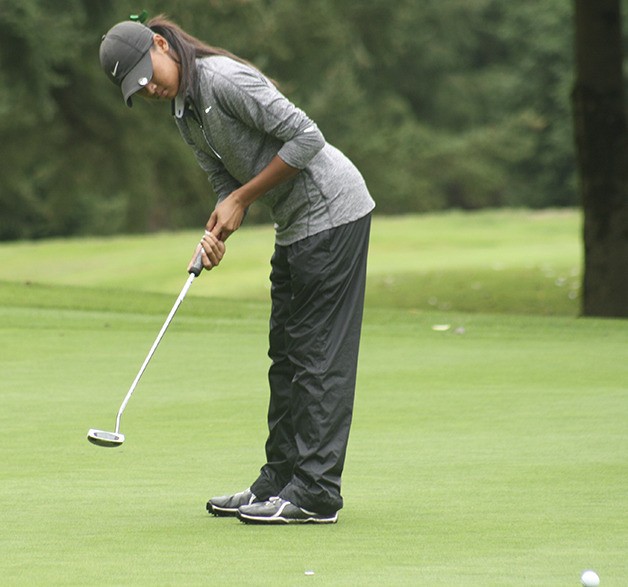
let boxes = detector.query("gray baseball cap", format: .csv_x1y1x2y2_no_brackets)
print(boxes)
100,21,155,107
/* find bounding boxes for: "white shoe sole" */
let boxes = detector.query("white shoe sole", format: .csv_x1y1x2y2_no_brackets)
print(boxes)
237,511,338,524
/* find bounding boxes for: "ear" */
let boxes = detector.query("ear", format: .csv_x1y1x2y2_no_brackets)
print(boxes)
153,34,169,53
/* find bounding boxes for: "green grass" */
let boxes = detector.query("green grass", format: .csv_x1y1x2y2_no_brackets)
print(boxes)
1,211,626,586
0,209,582,315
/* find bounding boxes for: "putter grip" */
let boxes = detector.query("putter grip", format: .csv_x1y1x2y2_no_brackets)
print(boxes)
189,251,203,276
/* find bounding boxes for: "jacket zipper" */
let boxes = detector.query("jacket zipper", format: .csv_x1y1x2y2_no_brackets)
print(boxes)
189,101,222,160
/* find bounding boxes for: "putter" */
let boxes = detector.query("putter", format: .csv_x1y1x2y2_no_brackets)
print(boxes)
87,250,205,448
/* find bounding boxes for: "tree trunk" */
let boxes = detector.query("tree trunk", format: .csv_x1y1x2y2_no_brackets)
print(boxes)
572,0,628,317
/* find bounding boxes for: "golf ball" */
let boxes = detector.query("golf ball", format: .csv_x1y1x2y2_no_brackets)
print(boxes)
581,570,600,587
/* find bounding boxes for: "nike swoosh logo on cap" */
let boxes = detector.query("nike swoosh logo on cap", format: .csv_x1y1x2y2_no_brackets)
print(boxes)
111,61,120,77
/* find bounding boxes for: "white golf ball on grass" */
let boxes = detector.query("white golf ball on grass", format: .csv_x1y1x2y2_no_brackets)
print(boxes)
581,569,600,587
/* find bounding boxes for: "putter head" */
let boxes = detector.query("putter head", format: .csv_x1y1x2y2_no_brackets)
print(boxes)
87,429,125,448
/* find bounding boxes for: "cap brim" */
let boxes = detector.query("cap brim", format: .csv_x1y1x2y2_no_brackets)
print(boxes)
120,50,154,107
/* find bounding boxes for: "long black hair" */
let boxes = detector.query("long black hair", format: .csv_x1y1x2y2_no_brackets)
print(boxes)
146,15,261,96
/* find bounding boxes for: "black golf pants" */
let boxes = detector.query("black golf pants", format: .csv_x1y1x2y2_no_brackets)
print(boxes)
250,213,371,514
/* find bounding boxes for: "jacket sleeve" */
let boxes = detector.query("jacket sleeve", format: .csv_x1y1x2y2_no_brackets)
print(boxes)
205,157,243,203
211,61,326,169
176,117,242,202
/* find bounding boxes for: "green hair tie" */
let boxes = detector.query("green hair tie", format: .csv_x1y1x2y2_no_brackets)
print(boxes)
129,9,149,24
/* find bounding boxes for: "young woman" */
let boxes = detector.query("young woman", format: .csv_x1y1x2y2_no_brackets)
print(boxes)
100,16,375,524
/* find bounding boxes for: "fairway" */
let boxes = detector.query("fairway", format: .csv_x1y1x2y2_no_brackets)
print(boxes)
0,209,581,315
1,212,627,586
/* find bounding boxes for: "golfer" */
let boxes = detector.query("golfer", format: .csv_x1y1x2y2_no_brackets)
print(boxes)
100,15,374,524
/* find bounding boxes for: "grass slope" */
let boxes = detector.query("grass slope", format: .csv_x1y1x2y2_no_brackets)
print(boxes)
1,211,626,586
0,209,581,315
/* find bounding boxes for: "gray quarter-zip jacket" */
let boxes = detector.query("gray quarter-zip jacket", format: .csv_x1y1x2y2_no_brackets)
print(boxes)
175,56,375,245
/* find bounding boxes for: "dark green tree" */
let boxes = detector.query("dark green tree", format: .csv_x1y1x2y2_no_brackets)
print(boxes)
0,0,607,239
0,0,214,239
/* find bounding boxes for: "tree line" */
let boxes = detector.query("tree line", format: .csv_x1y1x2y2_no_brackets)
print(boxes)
0,0,622,241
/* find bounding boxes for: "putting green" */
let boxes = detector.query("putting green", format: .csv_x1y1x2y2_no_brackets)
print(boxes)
1,211,626,585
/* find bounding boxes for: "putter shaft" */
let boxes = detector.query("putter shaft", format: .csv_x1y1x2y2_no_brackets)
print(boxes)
114,271,197,433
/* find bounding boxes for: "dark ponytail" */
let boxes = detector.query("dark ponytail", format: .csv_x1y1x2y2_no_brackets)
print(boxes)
146,15,259,96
